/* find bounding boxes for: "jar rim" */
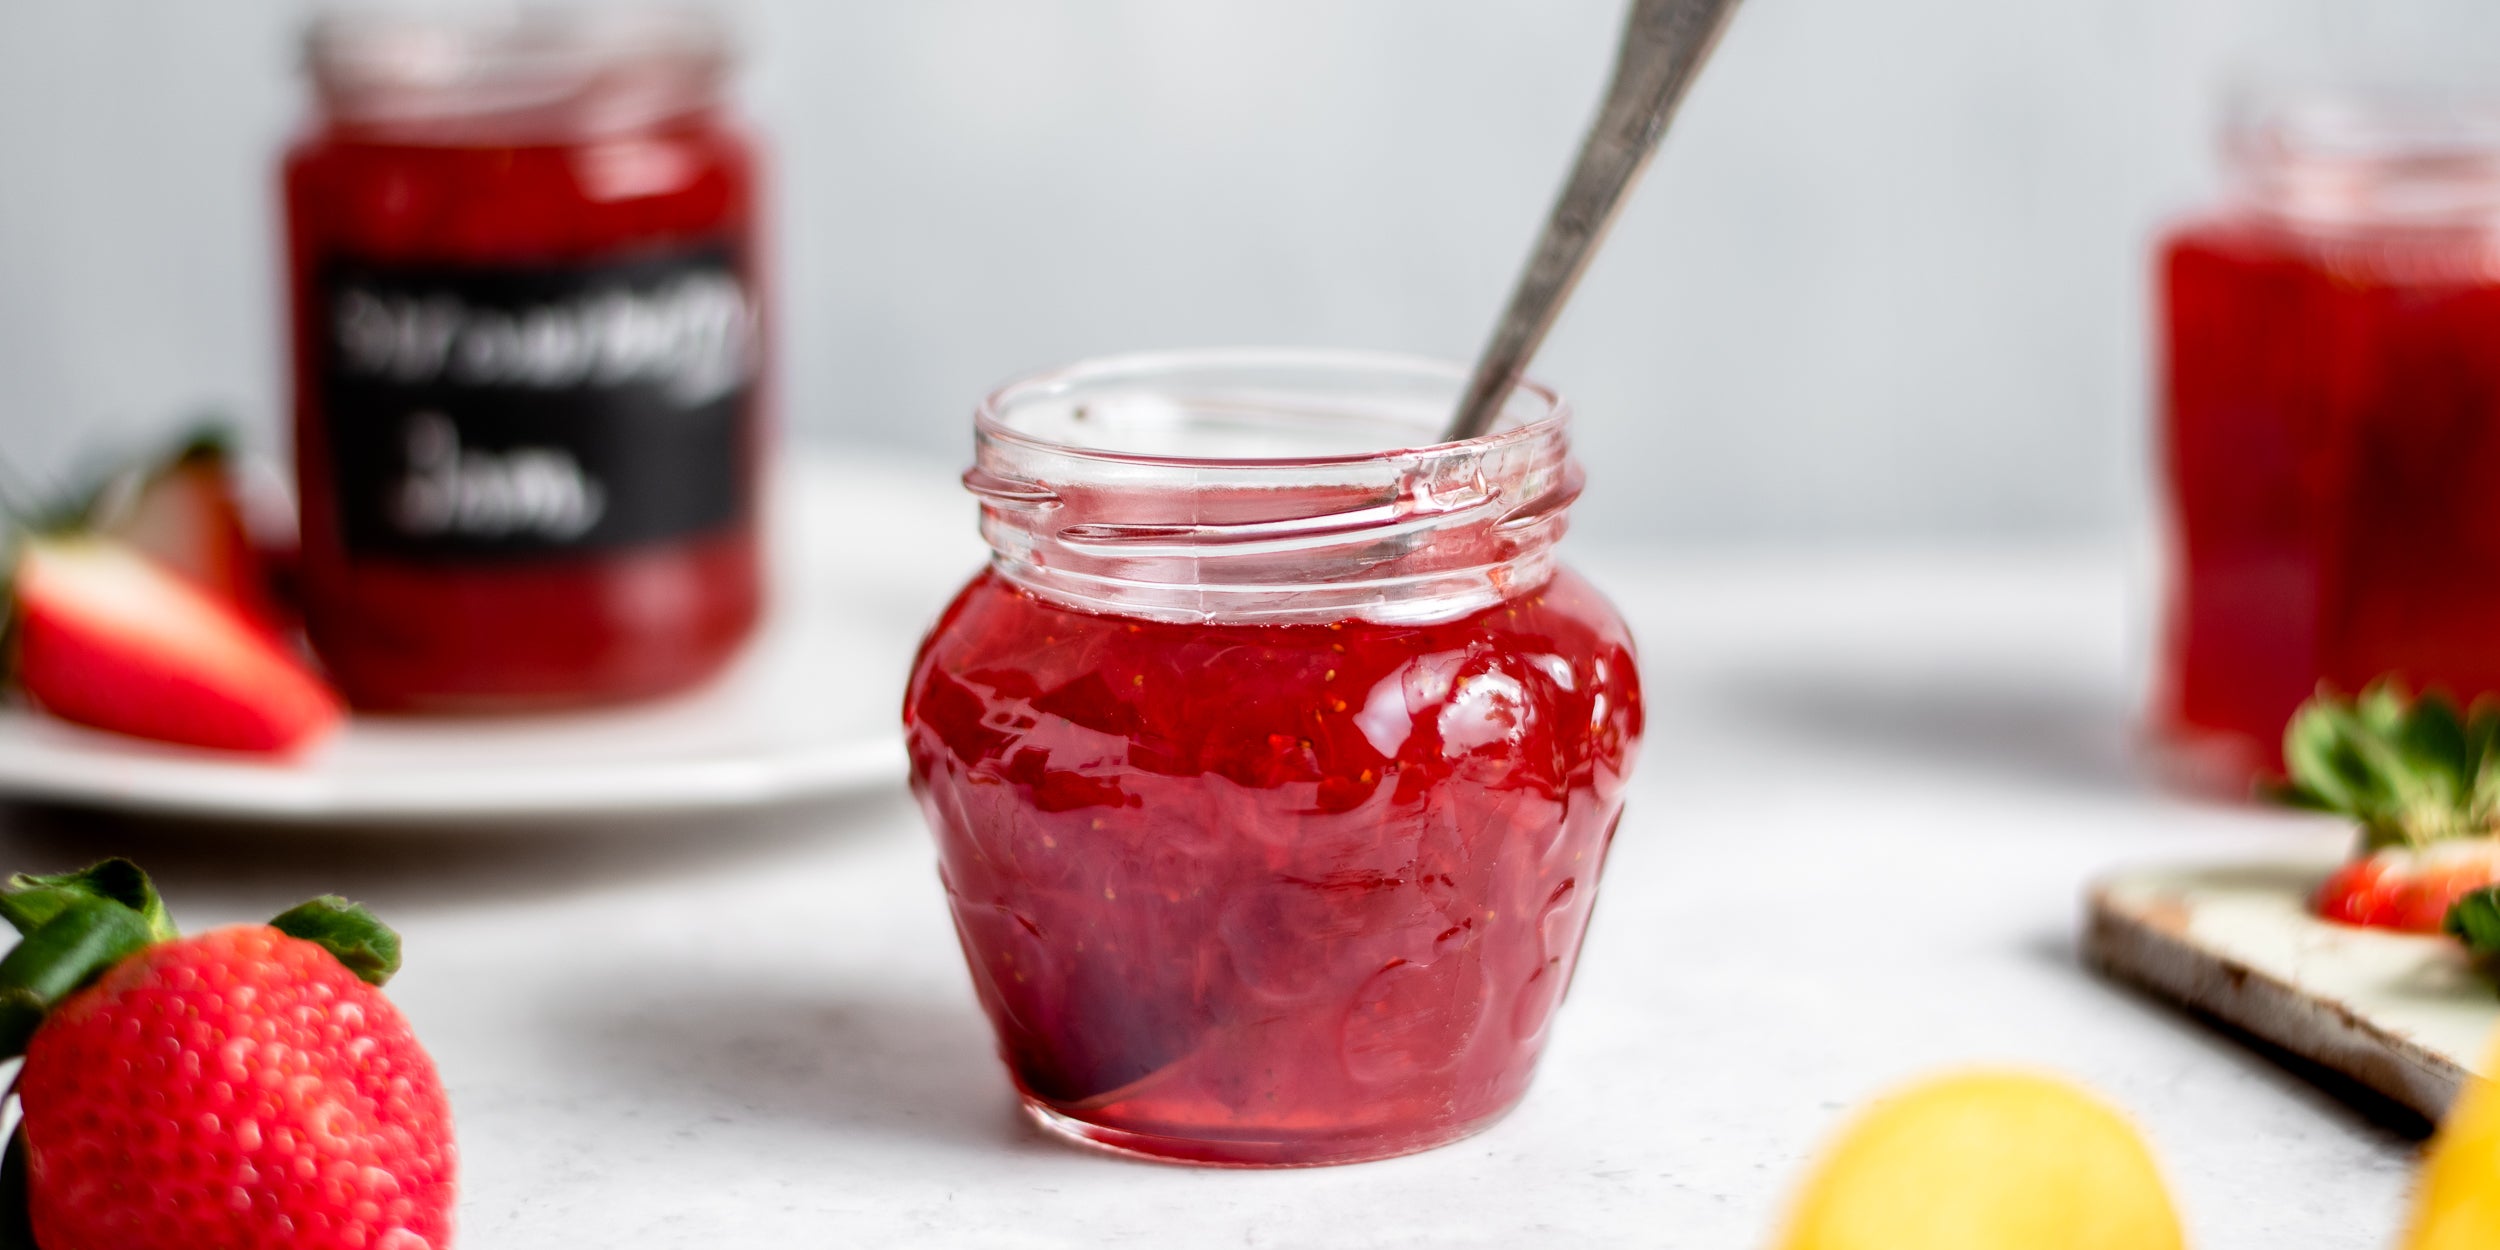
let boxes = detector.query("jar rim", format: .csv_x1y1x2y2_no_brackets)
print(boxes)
965,348,1581,625
2222,79,2500,229
973,347,1572,471
2226,79,2500,164
304,3,731,136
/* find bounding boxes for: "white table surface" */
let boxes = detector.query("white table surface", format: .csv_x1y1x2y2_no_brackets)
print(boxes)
0,461,2420,1249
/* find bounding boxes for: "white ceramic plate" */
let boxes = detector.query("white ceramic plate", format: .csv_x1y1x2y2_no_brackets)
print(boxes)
0,457,982,826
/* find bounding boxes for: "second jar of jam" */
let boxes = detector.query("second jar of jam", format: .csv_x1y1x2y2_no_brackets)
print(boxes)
285,7,766,711
2158,85,2500,783
904,350,1645,1165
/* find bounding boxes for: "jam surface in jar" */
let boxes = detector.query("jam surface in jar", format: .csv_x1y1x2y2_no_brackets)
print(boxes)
906,568,1640,1164
906,350,1642,1165
284,11,764,711
2157,87,2500,781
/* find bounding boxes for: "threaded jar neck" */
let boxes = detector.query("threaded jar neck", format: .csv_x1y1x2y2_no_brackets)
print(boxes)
305,5,731,144
966,349,1581,626
2225,83,2500,232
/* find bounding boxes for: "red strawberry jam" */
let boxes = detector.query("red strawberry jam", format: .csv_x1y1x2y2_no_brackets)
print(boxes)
904,351,1643,1165
284,10,764,711
2158,86,2500,782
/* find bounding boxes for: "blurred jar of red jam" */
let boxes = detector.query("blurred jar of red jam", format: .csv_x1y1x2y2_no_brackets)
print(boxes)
284,7,765,711
903,350,1645,1165
2158,85,2500,784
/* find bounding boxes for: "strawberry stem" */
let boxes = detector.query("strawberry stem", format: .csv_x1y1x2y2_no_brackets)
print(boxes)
270,896,401,987
2451,887,2500,979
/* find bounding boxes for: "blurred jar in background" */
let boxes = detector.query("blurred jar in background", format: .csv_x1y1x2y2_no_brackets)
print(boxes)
2158,85,2500,784
285,6,766,712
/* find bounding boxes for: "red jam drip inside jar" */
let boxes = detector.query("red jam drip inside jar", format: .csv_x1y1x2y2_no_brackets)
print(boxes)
904,352,1643,1165
2159,87,2500,781
284,10,763,711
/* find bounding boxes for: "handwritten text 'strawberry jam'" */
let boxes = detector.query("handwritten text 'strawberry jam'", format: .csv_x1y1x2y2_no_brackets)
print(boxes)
904,351,1643,1165
2159,86,2500,784
285,9,765,711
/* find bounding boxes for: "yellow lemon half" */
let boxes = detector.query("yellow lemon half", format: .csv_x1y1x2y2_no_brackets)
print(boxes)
2403,1027,2500,1250
1772,1069,2186,1250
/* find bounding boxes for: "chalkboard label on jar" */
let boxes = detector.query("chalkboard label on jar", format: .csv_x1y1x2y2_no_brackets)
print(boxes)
316,243,756,561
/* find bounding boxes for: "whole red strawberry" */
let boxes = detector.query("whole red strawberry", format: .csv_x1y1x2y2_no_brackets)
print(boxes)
0,860,455,1249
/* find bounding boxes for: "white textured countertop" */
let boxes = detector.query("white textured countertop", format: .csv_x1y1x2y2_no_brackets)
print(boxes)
0,462,2419,1248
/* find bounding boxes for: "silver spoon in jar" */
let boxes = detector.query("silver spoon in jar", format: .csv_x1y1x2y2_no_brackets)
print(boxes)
1442,0,1747,443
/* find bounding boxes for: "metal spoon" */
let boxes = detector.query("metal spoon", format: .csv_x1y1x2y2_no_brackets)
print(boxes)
1442,0,1746,443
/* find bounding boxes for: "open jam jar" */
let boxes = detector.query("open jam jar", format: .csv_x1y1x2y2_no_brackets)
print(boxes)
2158,85,2500,783
284,8,765,711
903,350,1644,1165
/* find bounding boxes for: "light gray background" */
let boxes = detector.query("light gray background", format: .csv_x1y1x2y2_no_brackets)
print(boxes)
2,1,2496,542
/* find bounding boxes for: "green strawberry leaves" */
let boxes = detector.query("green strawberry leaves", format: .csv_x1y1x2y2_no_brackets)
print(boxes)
2447,886,2500,974
0,858,175,1059
0,858,174,942
271,895,402,987
0,894,157,1059
2277,681,2500,849
2445,887,2500,1001
0,859,406,1058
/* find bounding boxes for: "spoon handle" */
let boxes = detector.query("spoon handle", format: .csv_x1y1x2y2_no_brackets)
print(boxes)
1442,0,1745,443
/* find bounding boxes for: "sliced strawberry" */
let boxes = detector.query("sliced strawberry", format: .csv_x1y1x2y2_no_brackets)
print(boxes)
92,437,286,629
2315,840,2500,933
8,536,340,754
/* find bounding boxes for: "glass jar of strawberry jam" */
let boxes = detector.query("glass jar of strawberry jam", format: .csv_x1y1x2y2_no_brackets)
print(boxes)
903,350,1644,1165
284,8,764,711
2158,85,2500,784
